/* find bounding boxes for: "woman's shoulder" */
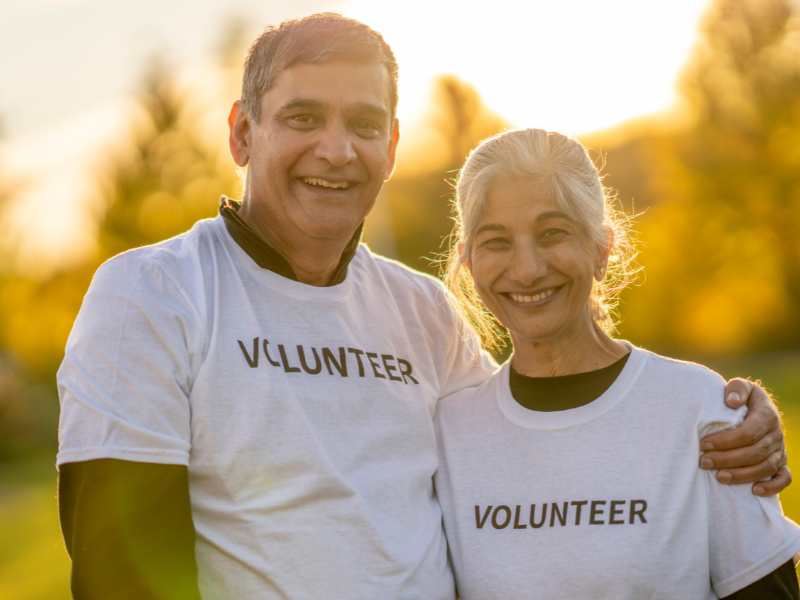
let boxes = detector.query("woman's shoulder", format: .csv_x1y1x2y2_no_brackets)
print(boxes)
632,345,744,433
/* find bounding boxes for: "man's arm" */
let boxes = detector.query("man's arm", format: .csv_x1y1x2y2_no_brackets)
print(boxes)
701,379,791,496
59,459,201,600
723,560,799,599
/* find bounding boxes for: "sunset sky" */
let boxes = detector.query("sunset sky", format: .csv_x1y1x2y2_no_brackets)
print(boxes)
1,0,710,265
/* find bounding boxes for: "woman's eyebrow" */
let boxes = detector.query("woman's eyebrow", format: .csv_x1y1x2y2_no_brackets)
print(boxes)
536,210,573,222
474,223,507,236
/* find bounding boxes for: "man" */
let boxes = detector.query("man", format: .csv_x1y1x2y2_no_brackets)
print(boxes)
57,13,790,600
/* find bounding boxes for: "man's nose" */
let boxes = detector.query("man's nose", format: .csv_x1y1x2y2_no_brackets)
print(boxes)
314,122,357,167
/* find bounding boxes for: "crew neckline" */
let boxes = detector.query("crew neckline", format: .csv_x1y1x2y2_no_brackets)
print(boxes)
212,215,357,303
496,342,648,430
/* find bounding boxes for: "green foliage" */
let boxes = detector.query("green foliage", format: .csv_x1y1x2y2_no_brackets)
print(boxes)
375,76,509,276
613,0,800,355
96,59,240,257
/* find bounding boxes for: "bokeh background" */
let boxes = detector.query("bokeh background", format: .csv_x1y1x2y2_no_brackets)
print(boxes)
2,0,799,596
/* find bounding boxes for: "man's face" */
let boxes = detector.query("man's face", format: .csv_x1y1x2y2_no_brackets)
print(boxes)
232,61,398,249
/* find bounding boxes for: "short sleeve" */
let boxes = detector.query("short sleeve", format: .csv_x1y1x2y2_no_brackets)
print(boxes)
433,286,497,398
57,254,200,468
700,376,800,597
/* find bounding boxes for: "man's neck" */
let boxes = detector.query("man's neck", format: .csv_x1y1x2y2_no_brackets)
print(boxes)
237,201,350,287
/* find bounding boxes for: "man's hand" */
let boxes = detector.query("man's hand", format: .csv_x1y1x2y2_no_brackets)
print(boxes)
700,378,791,496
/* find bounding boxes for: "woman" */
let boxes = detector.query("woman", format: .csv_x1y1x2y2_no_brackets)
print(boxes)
435,129,800,599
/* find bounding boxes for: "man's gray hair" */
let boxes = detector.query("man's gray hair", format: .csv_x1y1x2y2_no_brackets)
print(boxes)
241,13,399,121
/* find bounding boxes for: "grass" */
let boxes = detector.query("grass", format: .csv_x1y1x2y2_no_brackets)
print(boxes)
0,455,70,600
3,353,799,599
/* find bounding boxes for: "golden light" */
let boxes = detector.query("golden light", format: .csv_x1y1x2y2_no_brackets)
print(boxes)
343,0,709,135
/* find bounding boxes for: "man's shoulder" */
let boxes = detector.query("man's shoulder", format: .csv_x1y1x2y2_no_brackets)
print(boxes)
94,218,222,287
355,244,448,298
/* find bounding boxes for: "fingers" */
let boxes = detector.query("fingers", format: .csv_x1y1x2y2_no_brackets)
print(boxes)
712,449,787,486
702,382,780,452
752,466,793,497
700,429,784,469
723,377,754,409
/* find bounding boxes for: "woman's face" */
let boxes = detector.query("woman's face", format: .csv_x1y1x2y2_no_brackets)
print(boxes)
467,175,605,346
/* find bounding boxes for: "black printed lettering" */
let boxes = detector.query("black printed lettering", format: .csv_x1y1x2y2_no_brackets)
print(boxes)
397,358,419,385
630,499,647,524
262,339,280,367
475,505,492,529
277,344,301,373
382,354,402,382
589,500,606,525
366,352,386,379
298,346,322,374
513,505,527,529
238,338,259,368
550,501,568,527
609,500,626,525
347,348,366,377
322,347,348,377
492,506,511,529
530,504,547,528
571,500,588,525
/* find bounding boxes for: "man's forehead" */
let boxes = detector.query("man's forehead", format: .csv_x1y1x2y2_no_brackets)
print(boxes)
262,60,393,113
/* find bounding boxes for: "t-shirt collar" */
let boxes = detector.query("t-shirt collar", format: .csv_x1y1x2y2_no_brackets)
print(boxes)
219,196,362,286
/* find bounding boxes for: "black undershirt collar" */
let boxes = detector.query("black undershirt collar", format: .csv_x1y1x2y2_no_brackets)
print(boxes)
219,196,362,285
510,352,631,412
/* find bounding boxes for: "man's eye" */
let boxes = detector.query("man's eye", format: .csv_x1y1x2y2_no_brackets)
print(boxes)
286,114,318,129
352,119,382,138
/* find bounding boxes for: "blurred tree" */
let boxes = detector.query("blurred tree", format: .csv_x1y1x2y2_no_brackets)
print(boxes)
379,75,508,274
96,58,239,257
619,0,800,355
0,56,239,393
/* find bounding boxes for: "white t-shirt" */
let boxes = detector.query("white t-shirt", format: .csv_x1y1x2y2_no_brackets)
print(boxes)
435,345,800,599
57,216,495,600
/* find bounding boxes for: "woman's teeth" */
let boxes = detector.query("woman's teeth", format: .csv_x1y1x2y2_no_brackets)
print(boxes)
508,288,557,304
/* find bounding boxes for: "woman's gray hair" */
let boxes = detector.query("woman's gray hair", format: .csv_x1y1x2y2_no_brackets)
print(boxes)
442,128,638,350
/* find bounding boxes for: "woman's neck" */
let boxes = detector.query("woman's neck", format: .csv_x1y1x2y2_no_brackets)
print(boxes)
510,318,628,378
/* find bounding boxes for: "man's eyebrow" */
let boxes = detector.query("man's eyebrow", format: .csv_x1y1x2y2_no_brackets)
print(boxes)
277,99,389,121
347,102,390,121
278,99,325,112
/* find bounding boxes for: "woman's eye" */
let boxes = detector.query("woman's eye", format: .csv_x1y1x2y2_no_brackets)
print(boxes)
480,238,510,250
540,228,568,242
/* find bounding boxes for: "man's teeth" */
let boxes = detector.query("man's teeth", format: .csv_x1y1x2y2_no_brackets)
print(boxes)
302,177,351,190
509,288,557,304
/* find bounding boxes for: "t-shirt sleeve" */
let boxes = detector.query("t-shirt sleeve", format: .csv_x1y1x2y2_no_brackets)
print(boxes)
700,375,800,597
57,254,200,467
433,285,497,398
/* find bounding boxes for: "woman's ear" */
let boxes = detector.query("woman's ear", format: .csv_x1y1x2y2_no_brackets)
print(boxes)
594,227,614,281
458,242,471,273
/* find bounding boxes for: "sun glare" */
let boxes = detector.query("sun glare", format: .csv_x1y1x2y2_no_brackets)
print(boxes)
343,0,708,135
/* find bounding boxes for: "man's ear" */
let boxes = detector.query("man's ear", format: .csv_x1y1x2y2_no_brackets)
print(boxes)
228,101,251,167
383,118,400,180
